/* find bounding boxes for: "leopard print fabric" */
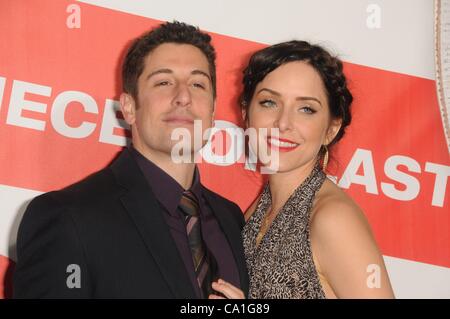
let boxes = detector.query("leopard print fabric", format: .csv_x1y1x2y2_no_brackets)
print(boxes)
242,165,326,299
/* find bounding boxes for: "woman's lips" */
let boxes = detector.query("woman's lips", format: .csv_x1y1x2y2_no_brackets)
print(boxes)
266,136,299,152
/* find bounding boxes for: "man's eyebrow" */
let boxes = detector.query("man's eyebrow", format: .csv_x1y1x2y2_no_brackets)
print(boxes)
146,68,173,80
145,69,211,81
257,88,322,107
191,70,211,81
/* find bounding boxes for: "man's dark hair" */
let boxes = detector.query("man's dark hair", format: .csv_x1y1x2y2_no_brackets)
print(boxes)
122,21,216,99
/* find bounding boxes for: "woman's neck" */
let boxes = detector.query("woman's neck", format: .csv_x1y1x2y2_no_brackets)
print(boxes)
267,160,317,212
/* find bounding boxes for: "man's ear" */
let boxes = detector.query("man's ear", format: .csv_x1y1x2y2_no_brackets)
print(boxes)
212,100,216,122
325,118,342,145
241,108,247,124
120,93,136,125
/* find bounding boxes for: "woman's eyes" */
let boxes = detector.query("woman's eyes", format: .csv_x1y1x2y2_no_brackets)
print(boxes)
299,106,316,114
259,99,277,108
259,99,316,114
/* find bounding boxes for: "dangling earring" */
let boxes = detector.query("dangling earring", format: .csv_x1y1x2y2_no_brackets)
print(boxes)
322,145,329,171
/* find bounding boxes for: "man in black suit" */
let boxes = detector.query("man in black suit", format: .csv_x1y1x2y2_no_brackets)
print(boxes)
13,21,249,298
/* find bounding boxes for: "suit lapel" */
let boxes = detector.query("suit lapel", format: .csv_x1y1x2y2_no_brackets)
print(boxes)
202,188,249,294
111,150,197,299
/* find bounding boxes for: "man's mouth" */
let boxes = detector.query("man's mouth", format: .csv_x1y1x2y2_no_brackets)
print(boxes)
163,116,195,125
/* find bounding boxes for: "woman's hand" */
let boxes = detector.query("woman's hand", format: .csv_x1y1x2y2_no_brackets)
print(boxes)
208,279,245,299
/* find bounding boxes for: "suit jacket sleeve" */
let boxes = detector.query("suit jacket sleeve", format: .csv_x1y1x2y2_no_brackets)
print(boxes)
13,192,92,298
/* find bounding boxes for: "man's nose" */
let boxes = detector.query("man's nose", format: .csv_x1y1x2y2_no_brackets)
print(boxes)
173,84,192,107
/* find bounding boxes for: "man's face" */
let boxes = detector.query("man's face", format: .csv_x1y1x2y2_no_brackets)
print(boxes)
121,43,215,160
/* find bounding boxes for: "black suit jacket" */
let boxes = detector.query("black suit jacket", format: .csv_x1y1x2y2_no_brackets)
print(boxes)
13,149,249,298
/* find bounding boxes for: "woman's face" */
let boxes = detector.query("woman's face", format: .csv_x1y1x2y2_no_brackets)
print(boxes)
245,61,341,174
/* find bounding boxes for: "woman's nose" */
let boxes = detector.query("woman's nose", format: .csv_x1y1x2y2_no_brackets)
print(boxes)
273,107,292,132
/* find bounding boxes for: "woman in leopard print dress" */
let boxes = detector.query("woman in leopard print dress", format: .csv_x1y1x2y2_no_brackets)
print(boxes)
210,41,394,299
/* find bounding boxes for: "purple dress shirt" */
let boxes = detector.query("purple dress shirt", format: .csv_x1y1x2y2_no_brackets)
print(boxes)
130,147,241,298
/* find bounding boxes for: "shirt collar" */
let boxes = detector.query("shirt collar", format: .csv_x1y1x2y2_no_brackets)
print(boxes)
130,146,203,217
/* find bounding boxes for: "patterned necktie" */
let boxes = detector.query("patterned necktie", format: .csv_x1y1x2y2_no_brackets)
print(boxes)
179,190,218,298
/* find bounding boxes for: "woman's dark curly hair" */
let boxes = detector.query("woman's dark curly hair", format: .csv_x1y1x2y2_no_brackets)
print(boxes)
240,40,352,148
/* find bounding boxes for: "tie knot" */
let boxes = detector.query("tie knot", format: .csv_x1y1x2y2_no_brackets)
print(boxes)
179,190,200,217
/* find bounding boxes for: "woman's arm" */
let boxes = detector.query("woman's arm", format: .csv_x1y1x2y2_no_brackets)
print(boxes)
310,196,394,298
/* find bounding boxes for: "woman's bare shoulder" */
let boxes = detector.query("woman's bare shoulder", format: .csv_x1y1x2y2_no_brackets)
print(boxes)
309,178,394,298
311,178,368,228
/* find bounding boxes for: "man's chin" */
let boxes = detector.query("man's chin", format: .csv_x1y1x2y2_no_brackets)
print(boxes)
168,141,202,164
